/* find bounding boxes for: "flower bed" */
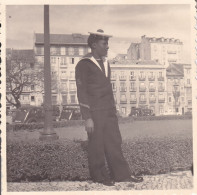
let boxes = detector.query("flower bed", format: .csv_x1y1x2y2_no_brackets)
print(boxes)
7,137,193,182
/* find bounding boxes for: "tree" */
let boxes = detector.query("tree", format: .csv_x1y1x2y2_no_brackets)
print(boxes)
6,55,44,109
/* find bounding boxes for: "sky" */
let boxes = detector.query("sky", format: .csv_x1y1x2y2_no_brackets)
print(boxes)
6,4,191,62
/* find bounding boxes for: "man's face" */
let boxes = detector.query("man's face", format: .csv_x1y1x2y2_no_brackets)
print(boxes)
93,39,109,57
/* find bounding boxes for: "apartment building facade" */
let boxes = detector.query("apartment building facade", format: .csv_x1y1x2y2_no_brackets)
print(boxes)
166,63,192,115
34,33,90,106
109,60,166,116
127,35,183,67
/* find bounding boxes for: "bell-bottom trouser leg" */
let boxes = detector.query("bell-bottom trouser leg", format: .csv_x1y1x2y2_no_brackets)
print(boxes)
87,108,131,182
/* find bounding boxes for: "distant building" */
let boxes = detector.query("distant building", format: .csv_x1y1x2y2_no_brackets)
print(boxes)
114,54,128,61
166,63,192,115
127,35,183,67
34,33,90,106
109,59,166,116
127,43,140,60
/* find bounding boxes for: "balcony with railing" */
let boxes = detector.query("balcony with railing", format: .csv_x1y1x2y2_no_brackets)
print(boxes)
148,76,155,81
69,87,77,92
120,99,127,104
130,98,137,104
129,75,136,81
139,86,146,92
149,86,156,92
130,86,137,92
119,75,127,80
158,76,164,81
158,86,165,92
120,87,127,92
139,76,146,81
139,99,147,104
158,97,165,103
149,97,156,103
111,75,117,80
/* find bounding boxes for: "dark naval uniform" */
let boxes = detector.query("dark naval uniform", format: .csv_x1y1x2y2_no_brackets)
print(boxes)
75,53,132,182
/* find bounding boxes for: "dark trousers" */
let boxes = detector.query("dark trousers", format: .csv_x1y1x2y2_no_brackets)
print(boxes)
87,108,131,182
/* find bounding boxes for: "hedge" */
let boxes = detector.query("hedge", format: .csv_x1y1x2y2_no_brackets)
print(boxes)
7,114,192,131
7,137,193,182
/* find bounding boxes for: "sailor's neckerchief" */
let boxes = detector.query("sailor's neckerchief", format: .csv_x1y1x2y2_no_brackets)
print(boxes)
79,53,109,78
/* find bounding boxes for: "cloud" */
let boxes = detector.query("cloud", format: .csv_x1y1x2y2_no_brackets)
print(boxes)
6,4,191,62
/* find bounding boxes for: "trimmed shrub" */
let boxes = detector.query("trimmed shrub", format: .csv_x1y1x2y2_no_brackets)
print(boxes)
7,114,192,131
7,137,192,182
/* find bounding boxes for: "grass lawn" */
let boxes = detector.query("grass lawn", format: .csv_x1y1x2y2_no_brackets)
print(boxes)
7,119,192,141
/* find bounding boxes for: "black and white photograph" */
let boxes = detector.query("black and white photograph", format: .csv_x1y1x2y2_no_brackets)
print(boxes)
1,0,196,194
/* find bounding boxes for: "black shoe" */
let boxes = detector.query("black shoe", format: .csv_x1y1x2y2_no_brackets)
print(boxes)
120,175,143,183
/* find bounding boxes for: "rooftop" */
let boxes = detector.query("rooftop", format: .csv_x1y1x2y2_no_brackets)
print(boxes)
6,49,35,63
34,33,89,45
109,59,160,65
141,35,183,44
166,63,185,77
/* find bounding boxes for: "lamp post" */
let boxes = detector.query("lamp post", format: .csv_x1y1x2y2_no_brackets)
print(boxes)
39,5,58,141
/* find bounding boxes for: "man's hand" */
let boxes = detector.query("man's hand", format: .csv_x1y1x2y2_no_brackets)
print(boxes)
85,118,94,133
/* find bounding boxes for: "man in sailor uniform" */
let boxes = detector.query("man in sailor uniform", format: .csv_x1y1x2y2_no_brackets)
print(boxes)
75,29,143,186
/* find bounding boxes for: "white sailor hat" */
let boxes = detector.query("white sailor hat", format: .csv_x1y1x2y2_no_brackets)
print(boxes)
88,29,112,38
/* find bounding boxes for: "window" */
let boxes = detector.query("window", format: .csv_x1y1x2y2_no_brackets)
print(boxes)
51,57,56,64
150,72,154,77
130,71,134,76
140,82,145,88
130,82,135,88
61,57,67,65
140,94,145,100
70,71,75,79
70,95,76,103
182,97,184,102
169,97,172,102
68,47,74,55
121,107,126,114
150,106,155,113
187,79,190,84
88,47,91,53
111,82,116,90
62,95,67,104
56,47,60,55
31,85,35,91
60,47,66,55
52,96,57,105
140,71,144,77
158,82,163,88
159,93,164,99
62,83,67,91
70,82,76,90
120,94,126,102
79,48,84,56
159,72,163,77
149,82,154,87
111,71,116,79
187,69,190,74
120,82,126,91
31,96,35,102
69,58,75,64
159,106,164,114
23,95,29,101
130,94,136,100
36,46,44,55
50,47,57,55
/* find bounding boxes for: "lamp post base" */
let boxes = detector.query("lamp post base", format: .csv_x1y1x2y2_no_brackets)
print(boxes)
39,132,59,141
